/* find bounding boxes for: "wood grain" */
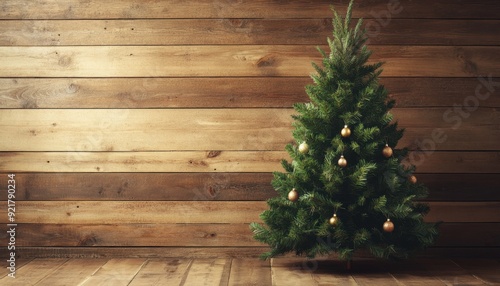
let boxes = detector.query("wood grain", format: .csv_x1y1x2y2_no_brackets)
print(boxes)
0,223,262,247
1,173,499,202
0,151,287,173
1,0,499,19
79,258,146,286
1,151,499,173
2,223,497,248
128,259,191,286
228,259,272,286
181,259,229,286
0,201,498,224
1,19,498,46
2,77,499,109
33,259,108,286
1,108,498,151
0,173,275,201
12,247,500,259
1,46,499,77
0,258,68,285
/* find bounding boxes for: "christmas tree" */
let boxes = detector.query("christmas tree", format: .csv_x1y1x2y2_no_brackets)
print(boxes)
250,0,438,261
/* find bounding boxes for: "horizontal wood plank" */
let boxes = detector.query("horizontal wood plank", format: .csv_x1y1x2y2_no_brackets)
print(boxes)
1,223,497,248
0,151,286,173
0,223,262,247
436,223,500,247
1,46,499,77
1,151,499,173
1,108,498,151
417,174,500,201
1,77,499,109
0,201,498,224
14,247,270,259
0,109,294,152
13,247,500,259
0,173,275,201
1,173,499,202
1,19,499,46
1,0,499,19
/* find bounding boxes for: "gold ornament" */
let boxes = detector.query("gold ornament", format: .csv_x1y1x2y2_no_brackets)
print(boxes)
338,155,347,168
341,125,351,138
329,214,339,226
383,219,394,233
409,175,417,184
382,144,393,158
288,188,299,202
298,142,309,154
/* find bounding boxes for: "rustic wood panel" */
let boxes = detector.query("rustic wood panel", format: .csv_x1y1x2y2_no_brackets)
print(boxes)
435,223,500,247
14,247,270,259
0,109,294,152
0,201,498,224
2,0,499,19
417,174,500,201
0,151,286,173
1,108,498,151
1,19,498,46
0,173,275,201
12,247,500,259
1,46,499,77
1,77,499,109
1,151,499,173
1,173,498,202
0,223,262,247
1,223,497,248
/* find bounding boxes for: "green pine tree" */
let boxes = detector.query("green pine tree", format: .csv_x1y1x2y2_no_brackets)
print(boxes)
250,0,438,261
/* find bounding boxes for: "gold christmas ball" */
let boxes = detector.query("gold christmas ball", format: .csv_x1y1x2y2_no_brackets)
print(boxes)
382,144,393,158
298,142,309,154
383,219,394,233
288,188,299,202
341,125,351,138
409,175,417,184
338,155,347,168
329,214,339,226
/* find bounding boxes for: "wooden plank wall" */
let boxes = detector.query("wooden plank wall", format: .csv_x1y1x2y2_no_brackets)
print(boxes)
0,0,499,258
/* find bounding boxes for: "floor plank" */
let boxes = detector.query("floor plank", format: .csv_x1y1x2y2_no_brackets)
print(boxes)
1,257,498,285
228,258,272,286
271,258,358,286
79,258,147,286
181,258,229,286
0,258,68,285
128,259,191,286
0,259,33,279
452,258,500,284
34,258,108,285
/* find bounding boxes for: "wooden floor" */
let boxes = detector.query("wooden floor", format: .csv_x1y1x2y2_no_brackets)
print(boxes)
1,257,499,285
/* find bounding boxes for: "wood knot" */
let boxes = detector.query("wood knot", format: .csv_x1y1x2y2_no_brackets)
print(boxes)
79,235,98,246
66,83,79,94
58,55,72,67
207,151,222,158
256,54,276,67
